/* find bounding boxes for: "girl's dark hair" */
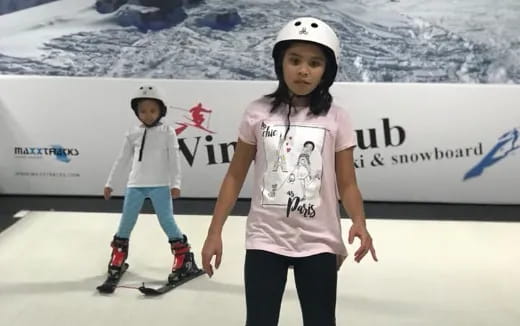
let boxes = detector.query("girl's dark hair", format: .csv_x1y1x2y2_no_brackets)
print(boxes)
266,40,338,116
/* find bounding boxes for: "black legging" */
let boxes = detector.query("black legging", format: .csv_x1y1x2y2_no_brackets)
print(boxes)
244,249,337,326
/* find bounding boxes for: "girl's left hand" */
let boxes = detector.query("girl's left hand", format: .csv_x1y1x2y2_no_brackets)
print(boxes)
348,223,378,263
171,188,181,199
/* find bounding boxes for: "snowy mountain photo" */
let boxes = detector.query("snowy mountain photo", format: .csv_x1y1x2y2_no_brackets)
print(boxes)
0,0,519,83
0,0,56,15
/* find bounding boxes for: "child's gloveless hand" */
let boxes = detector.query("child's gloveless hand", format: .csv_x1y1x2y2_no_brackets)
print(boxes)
201,233,223,277
103,187,112,200
171,188,181,199
349,223,378,263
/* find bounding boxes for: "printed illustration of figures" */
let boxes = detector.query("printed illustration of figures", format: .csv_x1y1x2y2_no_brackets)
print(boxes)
261,123,324,208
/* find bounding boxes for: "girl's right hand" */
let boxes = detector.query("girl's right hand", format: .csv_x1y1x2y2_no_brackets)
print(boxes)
103,187,113,200
201,233,223,278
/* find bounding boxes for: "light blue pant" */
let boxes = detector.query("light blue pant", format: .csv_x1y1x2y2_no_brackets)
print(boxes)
116,186,183,241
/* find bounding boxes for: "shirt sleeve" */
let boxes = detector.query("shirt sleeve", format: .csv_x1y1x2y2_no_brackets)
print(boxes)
105,131,133,188
335,107,356,152
238,104,257,145
168,126,182,189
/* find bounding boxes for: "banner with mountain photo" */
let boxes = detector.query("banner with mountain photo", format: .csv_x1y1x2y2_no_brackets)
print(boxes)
0,0,519,83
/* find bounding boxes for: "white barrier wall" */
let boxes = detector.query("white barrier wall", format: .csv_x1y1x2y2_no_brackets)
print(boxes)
1,76,519,204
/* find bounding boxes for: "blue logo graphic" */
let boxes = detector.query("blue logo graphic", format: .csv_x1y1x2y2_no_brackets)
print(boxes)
464,128,519,180
51,145,71,163
14,145,79,163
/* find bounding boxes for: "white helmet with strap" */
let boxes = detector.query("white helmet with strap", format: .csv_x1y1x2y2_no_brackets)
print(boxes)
272,17,340,88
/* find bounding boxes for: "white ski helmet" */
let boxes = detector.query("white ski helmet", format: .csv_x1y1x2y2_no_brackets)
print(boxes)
130,85,167,118
272,17,340,87
273,17,340,62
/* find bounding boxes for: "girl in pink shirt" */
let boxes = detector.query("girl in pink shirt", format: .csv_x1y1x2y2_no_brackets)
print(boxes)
202,17,378,325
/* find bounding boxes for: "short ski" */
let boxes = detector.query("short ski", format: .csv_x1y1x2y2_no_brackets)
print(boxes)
96,263,129,294
138,269,205,296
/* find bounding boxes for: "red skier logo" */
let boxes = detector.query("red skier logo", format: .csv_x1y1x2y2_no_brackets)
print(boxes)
174,103,215,135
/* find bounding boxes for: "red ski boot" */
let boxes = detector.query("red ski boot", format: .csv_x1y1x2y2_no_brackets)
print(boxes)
168,235,203,284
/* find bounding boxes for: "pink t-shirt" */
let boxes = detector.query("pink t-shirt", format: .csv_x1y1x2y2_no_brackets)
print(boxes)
238,97,356,258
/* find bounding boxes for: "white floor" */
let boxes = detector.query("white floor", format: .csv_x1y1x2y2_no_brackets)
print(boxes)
0,211,518,326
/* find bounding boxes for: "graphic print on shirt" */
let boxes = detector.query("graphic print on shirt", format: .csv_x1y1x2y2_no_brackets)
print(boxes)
260,121,325,218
